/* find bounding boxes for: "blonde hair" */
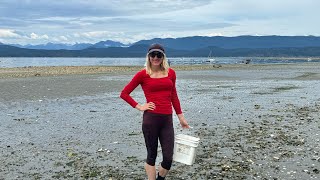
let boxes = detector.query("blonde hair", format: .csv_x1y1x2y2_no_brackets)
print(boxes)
145,53,170,75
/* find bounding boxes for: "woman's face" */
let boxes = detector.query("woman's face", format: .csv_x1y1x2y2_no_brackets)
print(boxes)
149,51,164,66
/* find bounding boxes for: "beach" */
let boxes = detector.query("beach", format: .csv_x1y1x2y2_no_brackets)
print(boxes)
0,63,319,179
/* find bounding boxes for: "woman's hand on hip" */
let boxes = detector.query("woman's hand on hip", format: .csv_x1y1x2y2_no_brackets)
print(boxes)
135,102,156,111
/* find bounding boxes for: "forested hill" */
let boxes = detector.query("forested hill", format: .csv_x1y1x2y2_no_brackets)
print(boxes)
1,36,320,57
134,36,320,50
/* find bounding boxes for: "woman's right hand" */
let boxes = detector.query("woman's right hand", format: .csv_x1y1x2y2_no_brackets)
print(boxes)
136,102,156,111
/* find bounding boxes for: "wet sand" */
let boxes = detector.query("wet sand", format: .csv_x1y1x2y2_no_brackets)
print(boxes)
0,63,319,179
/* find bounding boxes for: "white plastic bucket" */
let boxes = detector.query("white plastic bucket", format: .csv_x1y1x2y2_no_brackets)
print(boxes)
173,134,200,165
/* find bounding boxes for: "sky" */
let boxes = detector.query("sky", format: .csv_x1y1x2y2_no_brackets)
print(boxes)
0,0,319,45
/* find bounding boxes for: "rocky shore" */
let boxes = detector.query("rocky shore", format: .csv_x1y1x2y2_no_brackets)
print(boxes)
0,65,222,79
1,62,319,79
0,63,319,179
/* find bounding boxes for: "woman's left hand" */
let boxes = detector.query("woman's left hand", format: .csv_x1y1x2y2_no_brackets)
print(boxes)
177,114,190,129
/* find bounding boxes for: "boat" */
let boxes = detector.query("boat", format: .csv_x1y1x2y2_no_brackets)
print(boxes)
205,50,216,63
237,58,251,64
243,59,251,64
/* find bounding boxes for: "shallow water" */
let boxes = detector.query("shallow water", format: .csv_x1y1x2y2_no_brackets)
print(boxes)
1,57,320,68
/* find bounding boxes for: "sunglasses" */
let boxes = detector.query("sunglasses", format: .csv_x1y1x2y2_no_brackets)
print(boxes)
149,52,164,58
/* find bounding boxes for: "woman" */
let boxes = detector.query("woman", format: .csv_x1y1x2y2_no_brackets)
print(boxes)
120,43,190,180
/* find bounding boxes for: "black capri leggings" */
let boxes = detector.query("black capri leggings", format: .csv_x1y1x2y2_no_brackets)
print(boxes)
142,111,174,170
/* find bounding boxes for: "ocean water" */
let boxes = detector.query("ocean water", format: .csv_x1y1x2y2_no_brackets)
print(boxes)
0,57,319,68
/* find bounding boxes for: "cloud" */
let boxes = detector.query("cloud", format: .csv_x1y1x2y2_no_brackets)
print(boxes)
59,36,68,41
0,29,20,38
0,0,213,20
0,29,51,44
0,0,319,45
30,33,49,40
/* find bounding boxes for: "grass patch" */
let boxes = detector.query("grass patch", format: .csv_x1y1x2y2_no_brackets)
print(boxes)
295,72,318,79
273,85,299,92
222,96,235,100
82,167,101,178
251,85,299,95
251,91,273,95
128,131,140,136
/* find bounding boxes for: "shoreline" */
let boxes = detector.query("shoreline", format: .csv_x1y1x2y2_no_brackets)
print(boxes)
1,62,320,79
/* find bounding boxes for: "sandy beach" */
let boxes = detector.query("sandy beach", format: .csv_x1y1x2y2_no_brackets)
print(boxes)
0,63,320,179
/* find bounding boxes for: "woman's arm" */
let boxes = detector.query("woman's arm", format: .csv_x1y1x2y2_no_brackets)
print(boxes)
170,69,182,114
170,69,190,129
120,71,143,108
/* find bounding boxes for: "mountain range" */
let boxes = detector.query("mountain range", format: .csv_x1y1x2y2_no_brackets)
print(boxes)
11,40,128,50
1,35,320,57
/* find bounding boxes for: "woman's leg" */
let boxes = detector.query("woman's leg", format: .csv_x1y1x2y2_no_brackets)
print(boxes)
158,115,174,177
158,164,169,178
142,112,161,179
145,163,156,180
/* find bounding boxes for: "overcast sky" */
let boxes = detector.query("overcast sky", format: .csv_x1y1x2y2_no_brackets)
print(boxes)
0,0,319,45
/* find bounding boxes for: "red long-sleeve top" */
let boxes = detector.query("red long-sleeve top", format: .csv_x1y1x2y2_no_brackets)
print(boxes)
120,68,182,115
